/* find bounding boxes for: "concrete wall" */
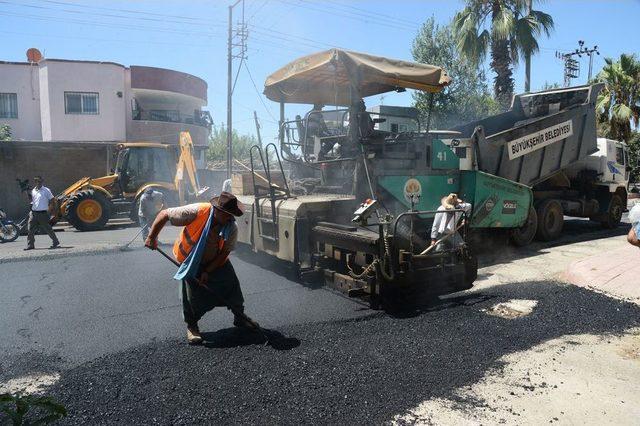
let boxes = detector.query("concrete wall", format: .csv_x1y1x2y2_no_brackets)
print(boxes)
39,60,127,141
0,63,42,140
0,141,116,218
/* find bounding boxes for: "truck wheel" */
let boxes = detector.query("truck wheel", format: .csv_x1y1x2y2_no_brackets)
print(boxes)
535,199,563,241
509,207,538,247
601,194,623,229
65,189,112,231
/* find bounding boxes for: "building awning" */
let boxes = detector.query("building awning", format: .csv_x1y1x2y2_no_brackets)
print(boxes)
263,48,451,105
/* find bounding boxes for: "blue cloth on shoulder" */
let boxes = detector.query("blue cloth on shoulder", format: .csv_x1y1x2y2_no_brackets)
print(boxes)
173,207,214,281
173,207,236,281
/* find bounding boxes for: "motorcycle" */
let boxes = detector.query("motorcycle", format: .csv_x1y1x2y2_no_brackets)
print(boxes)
0,208,20,243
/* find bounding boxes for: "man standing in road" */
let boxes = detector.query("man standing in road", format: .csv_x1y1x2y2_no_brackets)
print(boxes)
138,188,164,242
144,192,259,345
24,176,60,250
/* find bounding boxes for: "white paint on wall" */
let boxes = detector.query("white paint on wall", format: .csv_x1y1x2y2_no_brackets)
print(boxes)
39,60,127,141
0,63,42,140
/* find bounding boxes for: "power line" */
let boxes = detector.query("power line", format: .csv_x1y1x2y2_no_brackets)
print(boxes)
244,62,278,122
318,0,421,28
0,29,215,48
278,0,414,32
34,0,214,24
0,0,224,27
247,0,270,22
0,10,225,38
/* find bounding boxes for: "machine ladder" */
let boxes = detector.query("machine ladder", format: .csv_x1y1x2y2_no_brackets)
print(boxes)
249,143,290,243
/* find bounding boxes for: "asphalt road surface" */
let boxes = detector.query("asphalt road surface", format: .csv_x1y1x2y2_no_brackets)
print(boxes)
1,222,639,424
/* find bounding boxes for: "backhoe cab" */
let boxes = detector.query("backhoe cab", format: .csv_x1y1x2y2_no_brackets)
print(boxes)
59,131,208,231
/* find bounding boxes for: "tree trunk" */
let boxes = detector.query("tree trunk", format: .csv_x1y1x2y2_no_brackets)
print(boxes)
490,38,514,110
490,2,514,110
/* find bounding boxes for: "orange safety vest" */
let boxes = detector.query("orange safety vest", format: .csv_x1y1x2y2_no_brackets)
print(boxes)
172,203,227,265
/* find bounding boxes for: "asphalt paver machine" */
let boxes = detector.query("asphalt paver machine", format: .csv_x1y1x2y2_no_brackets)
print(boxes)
235,49,531,308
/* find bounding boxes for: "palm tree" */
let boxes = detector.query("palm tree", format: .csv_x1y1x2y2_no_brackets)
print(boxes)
596,54,640,142
452,0,554,109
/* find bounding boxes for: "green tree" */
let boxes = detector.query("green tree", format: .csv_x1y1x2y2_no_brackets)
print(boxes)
0,124,11,141
206,123,258,165
452,0,554,109
412,17,499,129
596,53,640,142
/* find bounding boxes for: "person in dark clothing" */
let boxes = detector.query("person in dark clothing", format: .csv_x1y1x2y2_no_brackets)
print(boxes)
145,192,258,345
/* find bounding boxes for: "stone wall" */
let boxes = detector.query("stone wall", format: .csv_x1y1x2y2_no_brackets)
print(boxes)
0,141,117,218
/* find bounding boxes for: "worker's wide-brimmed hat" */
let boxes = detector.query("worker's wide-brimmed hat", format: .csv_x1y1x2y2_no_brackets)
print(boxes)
210,191,244,217
441,193,460,210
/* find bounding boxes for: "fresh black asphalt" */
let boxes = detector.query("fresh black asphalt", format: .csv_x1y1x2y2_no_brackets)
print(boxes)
1,219,638,424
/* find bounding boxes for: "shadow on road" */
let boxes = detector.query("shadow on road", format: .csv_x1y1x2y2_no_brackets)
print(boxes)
202,327,300,351
45,279,640,424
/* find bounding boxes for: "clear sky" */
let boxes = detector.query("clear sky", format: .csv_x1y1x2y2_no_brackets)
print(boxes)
1,0,639,143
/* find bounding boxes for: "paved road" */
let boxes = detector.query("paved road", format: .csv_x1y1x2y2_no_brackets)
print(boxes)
1,219,639,424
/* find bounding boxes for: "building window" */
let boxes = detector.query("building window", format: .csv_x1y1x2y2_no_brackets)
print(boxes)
65,92,99,115
0,93,18,118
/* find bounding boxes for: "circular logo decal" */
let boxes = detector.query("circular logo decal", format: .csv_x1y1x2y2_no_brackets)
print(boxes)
403,178,422,203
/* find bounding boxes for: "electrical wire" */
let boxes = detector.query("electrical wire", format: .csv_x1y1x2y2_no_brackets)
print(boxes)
244,62,278,122
0,0,224,27
0,10,224,38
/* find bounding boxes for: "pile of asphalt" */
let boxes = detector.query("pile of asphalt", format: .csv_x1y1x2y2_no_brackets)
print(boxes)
48,280,640,425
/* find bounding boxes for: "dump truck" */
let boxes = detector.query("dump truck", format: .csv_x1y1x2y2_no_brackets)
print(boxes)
446,84,629,244
58,131,208,231
234,49,533,308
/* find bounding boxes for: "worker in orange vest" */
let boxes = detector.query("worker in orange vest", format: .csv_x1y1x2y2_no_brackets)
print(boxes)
145,192,259,345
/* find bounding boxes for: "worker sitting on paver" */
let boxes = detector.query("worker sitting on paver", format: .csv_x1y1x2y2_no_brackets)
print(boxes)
138,188,164,241
430,193,472,252
144,192,259,345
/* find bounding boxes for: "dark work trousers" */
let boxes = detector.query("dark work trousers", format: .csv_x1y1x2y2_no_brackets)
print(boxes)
27,211,59,247
181,260,245,326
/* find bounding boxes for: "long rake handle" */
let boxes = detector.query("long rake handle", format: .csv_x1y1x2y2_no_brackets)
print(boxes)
154,246,269,341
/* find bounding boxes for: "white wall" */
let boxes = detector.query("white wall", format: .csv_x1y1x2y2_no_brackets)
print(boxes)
0,63,42,140
39,60,126,141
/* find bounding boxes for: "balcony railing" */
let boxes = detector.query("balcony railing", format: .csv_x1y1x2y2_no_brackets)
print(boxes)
131,109,212,128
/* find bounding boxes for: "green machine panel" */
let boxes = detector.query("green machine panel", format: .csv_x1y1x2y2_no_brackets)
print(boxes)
431,139,460,170
378,173,460,215
459,170,532,228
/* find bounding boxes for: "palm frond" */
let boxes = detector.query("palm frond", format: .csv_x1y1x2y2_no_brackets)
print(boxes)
612,103,633,122
492,6,516,40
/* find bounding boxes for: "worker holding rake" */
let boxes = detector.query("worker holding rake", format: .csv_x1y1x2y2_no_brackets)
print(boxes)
145,192,259,345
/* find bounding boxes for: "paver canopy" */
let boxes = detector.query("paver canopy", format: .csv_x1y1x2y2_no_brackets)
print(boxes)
263,48,451,105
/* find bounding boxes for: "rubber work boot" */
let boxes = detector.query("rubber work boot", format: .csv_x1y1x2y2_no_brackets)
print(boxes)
233,311,260,331
186,324,203,345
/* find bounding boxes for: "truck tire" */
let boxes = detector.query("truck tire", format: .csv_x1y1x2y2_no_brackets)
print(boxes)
535,199,563,241
65,189,112,231
509,207,538,247
601,194,623,229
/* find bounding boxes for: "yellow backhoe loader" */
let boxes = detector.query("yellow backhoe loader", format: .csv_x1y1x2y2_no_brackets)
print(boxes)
58,131,209,231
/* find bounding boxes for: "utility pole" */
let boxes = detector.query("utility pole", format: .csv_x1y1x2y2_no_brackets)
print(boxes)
226,0,247,180
579,41,600,81
253,110,262,145
556,40,599,88
524,0,532,92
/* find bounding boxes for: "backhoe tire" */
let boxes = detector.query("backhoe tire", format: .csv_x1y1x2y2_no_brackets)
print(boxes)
65,189,112,231
600,194,623,229
509,207,538,247
535,199,564,241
